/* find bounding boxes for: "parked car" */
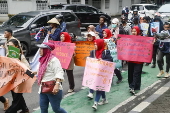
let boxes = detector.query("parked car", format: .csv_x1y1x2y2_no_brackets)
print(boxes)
49,4,111,27
128,4,158,19
0,10,81,56
155,4,170,23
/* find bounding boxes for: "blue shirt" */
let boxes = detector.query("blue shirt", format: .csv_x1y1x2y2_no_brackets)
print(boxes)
95,24,108,38
60,22,67,32
49,27,61,41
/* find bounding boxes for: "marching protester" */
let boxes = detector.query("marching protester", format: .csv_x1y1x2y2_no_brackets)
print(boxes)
36,42,67,113
148,17,164,68
122,6,129,18
87,25,100,39
87,39,112,110
47,18,61,41
111,18,119,39
60,32,75,93
131,17,141,29
0,96,9,111
120,16,131,35
128,26,144,95
5,39,30,113
95,15,108,39
86,32,96,42
156,22,170,78
55,14,67,32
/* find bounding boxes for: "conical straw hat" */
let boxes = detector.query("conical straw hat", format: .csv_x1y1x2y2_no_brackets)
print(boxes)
47,18,60,25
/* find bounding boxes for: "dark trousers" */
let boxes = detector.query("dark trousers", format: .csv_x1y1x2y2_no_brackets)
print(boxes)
5,91,28,113
128,62,143,90
65,70,75,89
157,50,170,72
152,45,158,65
114,68,122,80
0,96,6,103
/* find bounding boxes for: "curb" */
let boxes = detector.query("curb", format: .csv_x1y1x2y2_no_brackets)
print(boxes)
107,77,170,113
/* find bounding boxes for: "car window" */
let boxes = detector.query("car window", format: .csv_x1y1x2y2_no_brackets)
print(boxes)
33,16,48,27
77,6,87,12
158,4,170,12
66,6,76,12
145,6,158,10
50,5,64,9
62,12,76,22
131,5,144,11
86,7,98,14
48,14,56,20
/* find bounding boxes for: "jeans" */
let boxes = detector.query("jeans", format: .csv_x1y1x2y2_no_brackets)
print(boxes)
128,62,143,90
157,50,170,72
89,89,106,102
40,90,67,113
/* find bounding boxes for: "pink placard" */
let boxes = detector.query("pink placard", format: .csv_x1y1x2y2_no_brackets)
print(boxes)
49,40,75,69
82,57,115,92
117,35,154,63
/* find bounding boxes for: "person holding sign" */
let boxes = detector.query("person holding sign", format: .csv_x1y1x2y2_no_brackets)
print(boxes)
86,32,96,42
60,32,75,93
5,39,30,113
87,39,113,110
36,42,67,113
128,26,144,95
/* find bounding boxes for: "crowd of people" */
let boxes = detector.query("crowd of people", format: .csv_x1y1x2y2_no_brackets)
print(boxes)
0,11,170,113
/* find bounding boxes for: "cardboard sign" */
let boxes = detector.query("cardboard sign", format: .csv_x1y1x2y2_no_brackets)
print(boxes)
74,41,95,67
140,23,149,36
117,35,154,63
0,56,30,96
82,57,115,92
0,47,5,56
104,39,122,68
8,46,20,59
150,22,160,36
49,40,75,69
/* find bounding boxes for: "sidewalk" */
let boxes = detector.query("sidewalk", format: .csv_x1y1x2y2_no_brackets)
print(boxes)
33,65,168,113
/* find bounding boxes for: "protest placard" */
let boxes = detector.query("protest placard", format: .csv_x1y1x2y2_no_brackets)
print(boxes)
140,23,149,36
0,56,30,96
49,40,75,69
117,35,154,63
0,47,5,56
82,57,115,92
74,41,95,67
8,46,20,59
104,39,122,68
150,22,160,36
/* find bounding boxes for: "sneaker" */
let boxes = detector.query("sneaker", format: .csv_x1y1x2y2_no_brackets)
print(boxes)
116,79,123,84
3,98,9,111
68,89,74,93
98,99,108,105
87,93,93,99
129,88,135,95
157,70,164,77
151,64,156,68
164,72,170,78
92,103,97,110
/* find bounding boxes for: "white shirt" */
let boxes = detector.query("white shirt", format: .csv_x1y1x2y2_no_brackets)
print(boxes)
38,57,64,93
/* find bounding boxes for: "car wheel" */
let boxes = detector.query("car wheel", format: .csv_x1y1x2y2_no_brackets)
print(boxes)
21,43,28,56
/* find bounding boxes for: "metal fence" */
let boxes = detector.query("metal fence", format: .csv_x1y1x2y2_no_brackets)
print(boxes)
0,0,8,14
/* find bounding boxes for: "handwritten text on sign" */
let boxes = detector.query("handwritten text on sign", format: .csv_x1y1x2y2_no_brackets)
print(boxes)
0,56,29,96
49,40,75,69
74,41,95,67
117,35,154,63
82,57,115,92
104,39,122,68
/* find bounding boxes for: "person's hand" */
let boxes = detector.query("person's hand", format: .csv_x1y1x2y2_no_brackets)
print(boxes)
52,83,59,95
31,71,37,75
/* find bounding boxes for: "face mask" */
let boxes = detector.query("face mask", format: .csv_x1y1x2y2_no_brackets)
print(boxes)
112,24,117,28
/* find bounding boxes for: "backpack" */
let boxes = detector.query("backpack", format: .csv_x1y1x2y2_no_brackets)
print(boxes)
119,25,129,35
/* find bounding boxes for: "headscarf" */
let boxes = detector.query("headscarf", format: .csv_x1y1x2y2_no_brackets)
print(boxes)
38,42,55,85
60,32,71,42
132,26,140,35
94,39,105,59
88,25,96,32
103,29,112,39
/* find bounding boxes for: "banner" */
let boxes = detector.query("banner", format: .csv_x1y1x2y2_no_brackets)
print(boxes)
140,23,149,36
74,41,95,67
117,35,154,63
49,40,75,69
104,39,122,68
150,22,160,36
82,57,115,92
8,46,20,59
0,47,5,56
0,56,30,96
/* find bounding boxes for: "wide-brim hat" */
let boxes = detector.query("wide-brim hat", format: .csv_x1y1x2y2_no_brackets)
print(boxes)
37,42,55,51
47,18,60,25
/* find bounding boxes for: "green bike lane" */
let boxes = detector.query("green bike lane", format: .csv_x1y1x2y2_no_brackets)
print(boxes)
33,65,161,113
